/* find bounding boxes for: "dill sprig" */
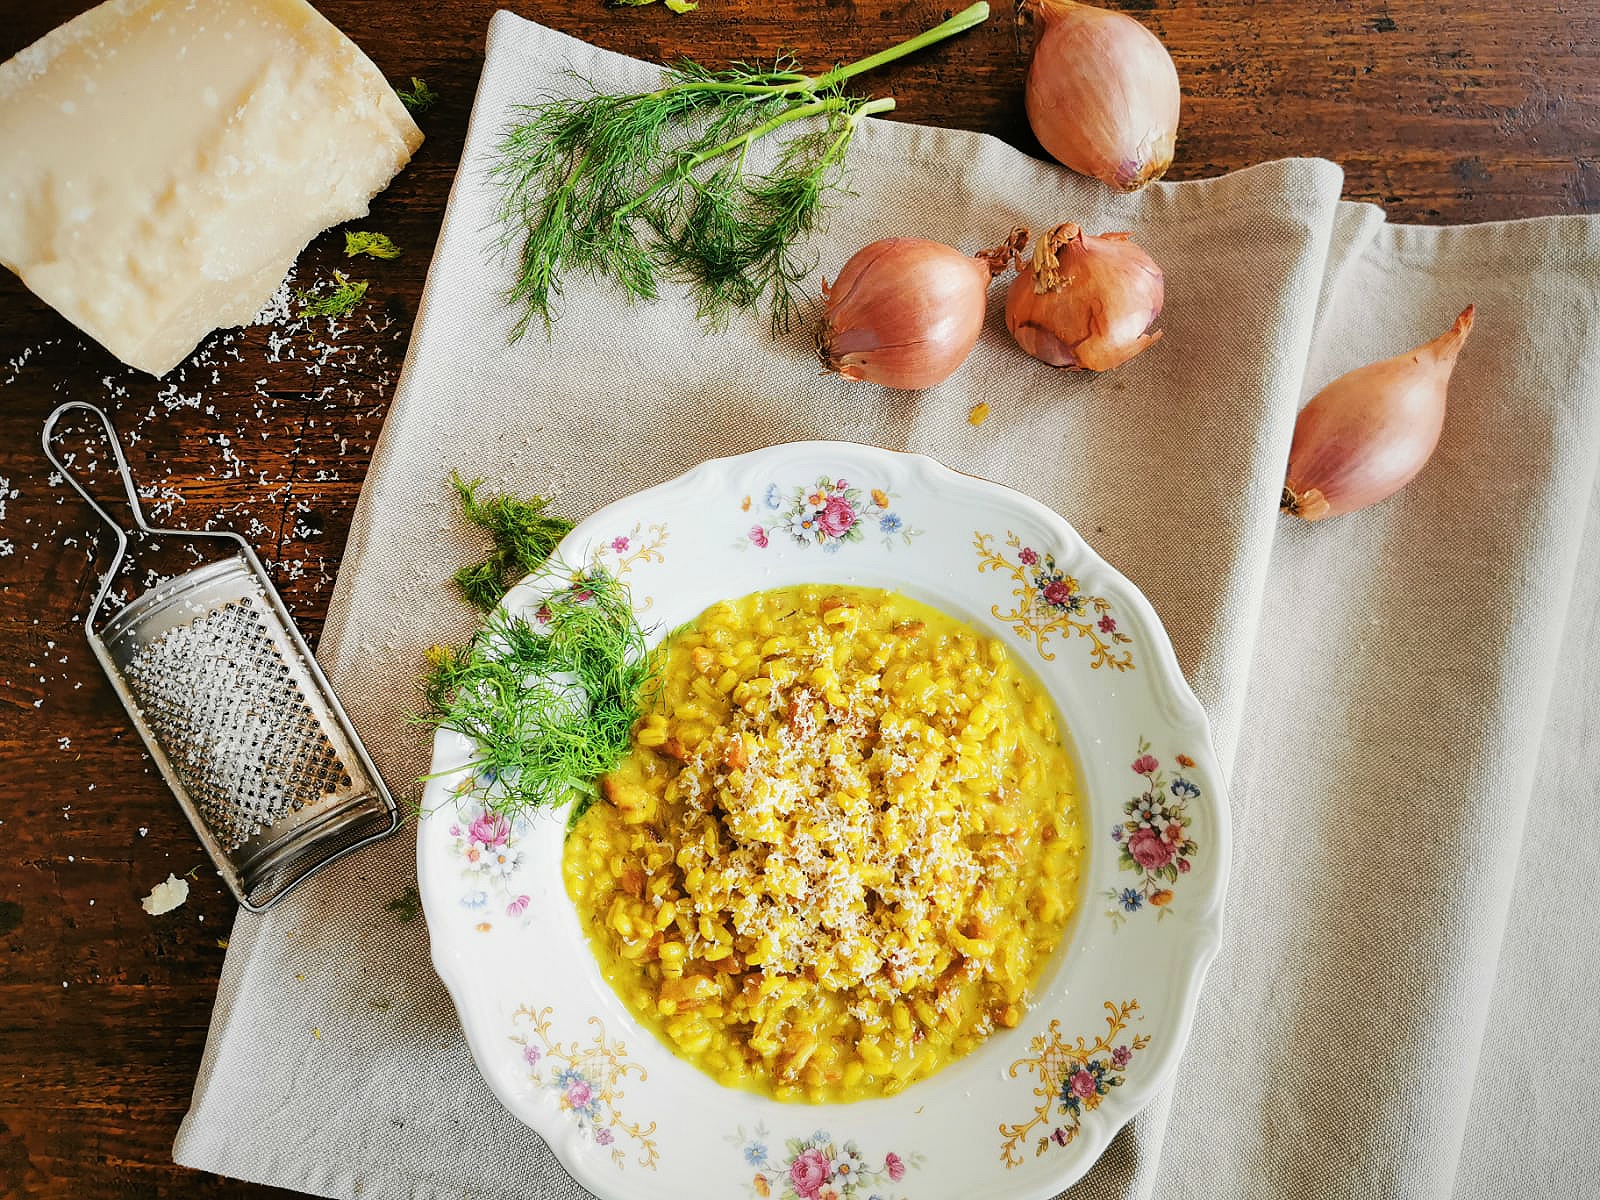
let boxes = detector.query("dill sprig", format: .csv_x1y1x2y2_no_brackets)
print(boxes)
295,270,368,318
422,572,659,822
450,473,575,610
491,2,990,337
397,77,438,114
344,231,402,259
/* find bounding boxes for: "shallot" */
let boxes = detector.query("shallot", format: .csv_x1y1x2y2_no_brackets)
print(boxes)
1282,306,1476,521
1005,223,1163,371
819,231,1026,390
1021,0,1182,192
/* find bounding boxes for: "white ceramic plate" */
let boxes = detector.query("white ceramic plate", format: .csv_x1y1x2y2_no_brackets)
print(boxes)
418,441,1228,1200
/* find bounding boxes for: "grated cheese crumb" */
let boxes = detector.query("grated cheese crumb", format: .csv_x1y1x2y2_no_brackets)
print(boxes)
140,873,189,915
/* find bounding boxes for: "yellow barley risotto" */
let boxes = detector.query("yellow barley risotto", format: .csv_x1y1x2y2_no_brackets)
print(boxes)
562,584,1085,1102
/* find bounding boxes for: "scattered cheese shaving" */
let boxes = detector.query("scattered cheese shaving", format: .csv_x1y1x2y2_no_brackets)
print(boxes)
968,402,990,426
140,872,190,915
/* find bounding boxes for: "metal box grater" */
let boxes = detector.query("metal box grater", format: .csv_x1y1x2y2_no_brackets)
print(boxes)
43,401,398,911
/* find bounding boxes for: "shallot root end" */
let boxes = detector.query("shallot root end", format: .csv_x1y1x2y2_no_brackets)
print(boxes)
1281,482,1331,522
976,227,1031,277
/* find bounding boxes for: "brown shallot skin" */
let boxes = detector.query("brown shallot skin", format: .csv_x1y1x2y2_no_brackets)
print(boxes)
819,232,1024,391
1005,224,1164,372
1022,0,1181,192
1282,305,1476,521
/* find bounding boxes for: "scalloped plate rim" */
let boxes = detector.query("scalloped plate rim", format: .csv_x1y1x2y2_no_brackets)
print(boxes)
419,439,1231,1200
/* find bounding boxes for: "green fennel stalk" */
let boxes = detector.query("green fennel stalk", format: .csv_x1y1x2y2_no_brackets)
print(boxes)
491,2,991,336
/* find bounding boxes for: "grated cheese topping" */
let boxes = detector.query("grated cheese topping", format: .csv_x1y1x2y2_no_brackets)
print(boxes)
564,584,1087,1101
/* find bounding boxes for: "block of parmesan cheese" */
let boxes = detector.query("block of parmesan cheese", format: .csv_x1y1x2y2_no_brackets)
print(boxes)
0,0,423,376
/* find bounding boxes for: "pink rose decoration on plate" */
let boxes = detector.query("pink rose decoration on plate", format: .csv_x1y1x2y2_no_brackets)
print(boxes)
565,1078,592,1108
1108,739,1201,923
1127,827,1173,870
789,1147,831,1199
1042,579,1073,607
469,812,510,848
1070,1069,1099,1099
884,1152,905,1181
817,495,856,537
748,473,919,552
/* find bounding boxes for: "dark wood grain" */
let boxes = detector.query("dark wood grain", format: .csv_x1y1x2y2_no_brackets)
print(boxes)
0,1,1594,1195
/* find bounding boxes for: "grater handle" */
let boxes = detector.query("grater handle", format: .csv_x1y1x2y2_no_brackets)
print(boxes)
41,402,139,632
41,402,158,538
43,402,255,637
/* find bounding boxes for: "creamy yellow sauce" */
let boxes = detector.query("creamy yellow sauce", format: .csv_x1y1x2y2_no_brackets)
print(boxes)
563,585,1085,1102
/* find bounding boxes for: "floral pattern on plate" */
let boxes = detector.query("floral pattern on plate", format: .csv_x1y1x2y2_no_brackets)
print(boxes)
446,792,531,932
420,442,1232,1200
729,1123,923,1199
512,1007,659,1170
974,532,1134,670
590,522,669,610
740,477,921,552
1106,742,1201,926
1000,1001,1150,1167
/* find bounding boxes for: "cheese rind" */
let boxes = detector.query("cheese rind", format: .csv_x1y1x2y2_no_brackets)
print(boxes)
0,0,423,376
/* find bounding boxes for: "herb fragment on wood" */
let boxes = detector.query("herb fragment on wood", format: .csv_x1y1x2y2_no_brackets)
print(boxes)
491,2,991,337
386,885,422,923
421,572,659,824
614,0,699,11
344,231,402,259
295,270,369,318
450,473,575,610
396,76,438,114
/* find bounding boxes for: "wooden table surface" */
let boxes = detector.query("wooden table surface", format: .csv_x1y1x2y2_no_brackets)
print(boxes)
0,1,1594,1195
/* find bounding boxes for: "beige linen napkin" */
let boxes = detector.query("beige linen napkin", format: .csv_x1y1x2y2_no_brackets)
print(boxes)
173,11,1600,1199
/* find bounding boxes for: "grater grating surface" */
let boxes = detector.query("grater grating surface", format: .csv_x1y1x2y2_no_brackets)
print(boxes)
43,402,398,911
121,597,355,851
